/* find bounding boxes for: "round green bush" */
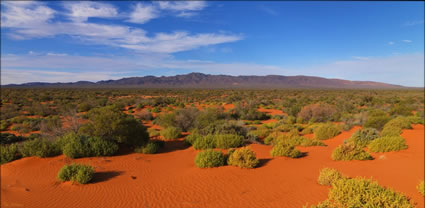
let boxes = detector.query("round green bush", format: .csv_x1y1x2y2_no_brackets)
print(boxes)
384,117,412,130
380,125,402,137
270,144,302,158
58,133,118,159
20,138,60,158
160,127,182,140
331,143,372,161
314,123,341,140
135,140,163,154
214,134,244,149
194,150,225,168
364,115,390,131
347,128,379,147
368,136,408,153
227,147,259,168
317,168,346,186
193,135,215,150
184,133,201,145
57,163,94,184
1,144,21,164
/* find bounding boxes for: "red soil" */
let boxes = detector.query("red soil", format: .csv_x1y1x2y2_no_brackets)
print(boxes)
257,108,285,116
1,125,423,208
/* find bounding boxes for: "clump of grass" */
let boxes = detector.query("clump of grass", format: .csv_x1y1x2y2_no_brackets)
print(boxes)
347,128,379,147
194,149,225,168
380,125,402,137
0,144,21,164
214,134,244,149
368,136,408,153
317,168,346,186
310,177,414,208
314,123,340,140
270,143,302,158
148,128,160,137
227,147,259,168
135,140,164,154
57,163,95,184
417,180,424,196
331,143,373,161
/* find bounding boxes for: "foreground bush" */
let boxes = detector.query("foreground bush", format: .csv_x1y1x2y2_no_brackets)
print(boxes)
418,180,425,196
214,134,244,149
194,150,225,168
314,123,340,140
347,128,379,147
160,127,181,140
20,138,60,158
193,135,215,150
0,144,21,164
317,168,346,186
227,147,259,168
331,143,372,161
270,144,302,158
309,177,413,208
368,136,407,153
57,133,118,159
57,163,95,184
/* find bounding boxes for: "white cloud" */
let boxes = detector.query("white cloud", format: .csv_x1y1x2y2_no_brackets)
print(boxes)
1,1,55,28
388,41,394,45
128,3,158,24
63,2,118,22
157,1,207,11
402,40,412,43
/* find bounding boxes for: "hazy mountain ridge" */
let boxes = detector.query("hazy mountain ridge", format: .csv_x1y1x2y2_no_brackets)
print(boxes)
4,72,405,89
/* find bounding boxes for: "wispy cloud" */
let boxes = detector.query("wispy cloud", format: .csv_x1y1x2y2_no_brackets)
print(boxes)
259,5,278,16
388,41,394,45
404,20,424,26
352,56,369,60
1,1,241,54
402,39,412,43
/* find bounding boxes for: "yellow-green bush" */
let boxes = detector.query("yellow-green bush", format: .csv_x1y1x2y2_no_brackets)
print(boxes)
380,125,402,137
192,135,215,150
317,168,346,186
368,136,407,153
214,134,244,149
331,143,372,161
0,144,21,164
160,127,182,140
270,143,302,158
57,163,95,184
310,177,413,208
384,117,412,130
417,180,424,196
227,147,259,168
194,149,225,168
314,123,340,140
347,128,379,147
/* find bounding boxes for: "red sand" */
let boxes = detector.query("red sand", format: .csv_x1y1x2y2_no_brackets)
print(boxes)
257,108,285,116
1,125,423,208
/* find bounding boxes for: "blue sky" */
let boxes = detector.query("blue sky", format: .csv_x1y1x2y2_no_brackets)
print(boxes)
1,1,424,86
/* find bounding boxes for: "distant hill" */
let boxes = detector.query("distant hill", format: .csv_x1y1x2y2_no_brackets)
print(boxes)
3,72,405,89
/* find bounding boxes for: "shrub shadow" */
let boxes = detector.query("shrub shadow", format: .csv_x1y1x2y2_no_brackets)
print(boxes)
298,152,309,158
91,171,123,184
257,158,272,168
157,140,190,154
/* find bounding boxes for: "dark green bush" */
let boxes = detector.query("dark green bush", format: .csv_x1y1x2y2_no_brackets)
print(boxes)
57,163,95,184
20,138,60,158
214,134,244,149
368,136,407,153
160,127,181,140
1,144,21,164
0,133,25,144
347,128,379,147
194,149,226,168
227,147,259,168
135,140,163,154
331,143,372,161
57,133,118,159
314,123,340,140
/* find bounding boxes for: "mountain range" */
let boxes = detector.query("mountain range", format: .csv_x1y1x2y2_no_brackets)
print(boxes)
3,73,405,89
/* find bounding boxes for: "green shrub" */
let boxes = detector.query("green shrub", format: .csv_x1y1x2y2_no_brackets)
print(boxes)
271,144,302,158
58,133,118,159
248,127,271,139
194,150,225,168
0,133,25,144
380,125,402,137
135,140,163,154
227,147,259,168
314,123,340,140
263,131,280,145
160,127,181,140
317,168,346,186
364,115,390,130
88,137,119,157
148,128,160,137
214,134,244,149
407,116,424,125
20,138,60,158
384,117,412,130
347,128,379,147
193,135,215,150
0,120,11,131
184,133,201,145
57,163,95,184
1,144,21,164
276,135,326,147
417,180,424,196
331,143,372,161
368,136,407,153
309,177,413,208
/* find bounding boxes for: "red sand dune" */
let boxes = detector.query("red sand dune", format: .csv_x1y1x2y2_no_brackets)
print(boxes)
1,125,424,208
